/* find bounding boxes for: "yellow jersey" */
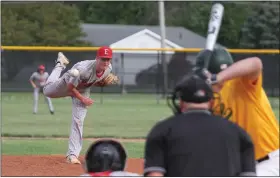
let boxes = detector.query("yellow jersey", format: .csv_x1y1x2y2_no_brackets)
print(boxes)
213,73,279,160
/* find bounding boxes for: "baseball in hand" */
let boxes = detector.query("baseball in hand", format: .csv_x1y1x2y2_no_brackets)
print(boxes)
70,69,79,77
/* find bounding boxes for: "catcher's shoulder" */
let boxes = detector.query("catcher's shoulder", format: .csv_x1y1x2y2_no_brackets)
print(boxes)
110,171,141,176
80,173,90,176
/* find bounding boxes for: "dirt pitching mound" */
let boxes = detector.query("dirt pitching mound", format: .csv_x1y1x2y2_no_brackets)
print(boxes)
2,155,144,176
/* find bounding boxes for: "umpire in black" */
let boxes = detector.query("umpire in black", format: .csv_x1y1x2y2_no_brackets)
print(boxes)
144,71,256,177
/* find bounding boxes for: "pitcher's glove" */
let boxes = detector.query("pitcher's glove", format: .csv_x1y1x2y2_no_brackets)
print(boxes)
94,73,119,87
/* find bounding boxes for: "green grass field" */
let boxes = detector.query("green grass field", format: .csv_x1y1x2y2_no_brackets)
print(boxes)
2,92,173,138
2,138,144,157
2,92,279,156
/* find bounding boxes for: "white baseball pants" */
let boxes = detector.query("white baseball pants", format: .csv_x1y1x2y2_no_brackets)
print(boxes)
66,94,88,158
43,64,89,158
256,149,279,176
33,87,54,113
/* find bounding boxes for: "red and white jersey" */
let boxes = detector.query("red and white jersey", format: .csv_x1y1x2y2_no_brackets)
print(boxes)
30,71,49,87
64,60,112,91
50,60,112,98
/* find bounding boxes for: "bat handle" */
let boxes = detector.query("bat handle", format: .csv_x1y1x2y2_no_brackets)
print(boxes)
204,55,212,69
195,49,213,69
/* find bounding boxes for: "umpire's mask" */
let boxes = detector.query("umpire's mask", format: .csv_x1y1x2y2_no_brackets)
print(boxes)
167,70,213,115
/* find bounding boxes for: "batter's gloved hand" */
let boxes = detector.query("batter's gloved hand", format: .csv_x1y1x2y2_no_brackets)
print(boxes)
192,67,219,85
193,67,210,80
94,73,119,87
208,73,219,85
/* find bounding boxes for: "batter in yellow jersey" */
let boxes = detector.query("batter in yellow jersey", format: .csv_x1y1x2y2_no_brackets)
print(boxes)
196,47,279,176
214,74,279,161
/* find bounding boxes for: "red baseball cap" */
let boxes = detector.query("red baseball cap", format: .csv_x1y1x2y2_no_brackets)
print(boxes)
97,46,112,59
38,65,45,70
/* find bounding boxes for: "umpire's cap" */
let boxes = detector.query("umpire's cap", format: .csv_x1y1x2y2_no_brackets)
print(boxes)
168,71,213,114
85,139,127,173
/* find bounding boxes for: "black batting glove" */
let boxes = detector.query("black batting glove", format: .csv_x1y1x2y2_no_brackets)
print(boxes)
192,67,219,86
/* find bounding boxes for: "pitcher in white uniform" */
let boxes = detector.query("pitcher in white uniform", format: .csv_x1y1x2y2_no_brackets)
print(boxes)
29,65,54,115
43,46,114,164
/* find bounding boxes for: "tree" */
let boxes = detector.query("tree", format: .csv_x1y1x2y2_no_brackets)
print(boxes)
76,1,254,48
1,2,91,46
163,2,253,48
1,2,92,81
76,1,158,25
239,2,279,49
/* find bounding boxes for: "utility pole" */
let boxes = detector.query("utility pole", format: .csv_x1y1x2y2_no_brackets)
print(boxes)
158,0,168,98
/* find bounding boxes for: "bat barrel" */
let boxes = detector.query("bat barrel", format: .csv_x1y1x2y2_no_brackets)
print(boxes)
205,3,224,51
203,3,224,69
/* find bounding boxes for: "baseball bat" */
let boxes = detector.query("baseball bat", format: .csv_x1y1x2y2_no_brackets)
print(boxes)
203,3,224,68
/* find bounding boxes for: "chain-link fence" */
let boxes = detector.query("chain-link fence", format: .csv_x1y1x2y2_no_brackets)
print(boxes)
1,48,279,97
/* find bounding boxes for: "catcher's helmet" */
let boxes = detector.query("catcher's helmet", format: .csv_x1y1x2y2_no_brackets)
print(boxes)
97,46,113,59
167,72,213,114
85,139,127,173
196,47,234,74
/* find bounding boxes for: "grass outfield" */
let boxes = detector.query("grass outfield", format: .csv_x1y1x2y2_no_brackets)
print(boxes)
2,92,172,138
2,92,279,139
2,138,144,158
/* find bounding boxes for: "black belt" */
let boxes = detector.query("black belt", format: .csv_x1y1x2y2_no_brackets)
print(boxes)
257,155,269,163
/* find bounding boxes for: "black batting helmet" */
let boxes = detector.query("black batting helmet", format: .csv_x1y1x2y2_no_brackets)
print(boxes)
167,70,213,115
196,47,234,74
85,139,127,173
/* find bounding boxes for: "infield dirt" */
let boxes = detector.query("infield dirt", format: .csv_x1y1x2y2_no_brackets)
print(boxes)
2,155,144,176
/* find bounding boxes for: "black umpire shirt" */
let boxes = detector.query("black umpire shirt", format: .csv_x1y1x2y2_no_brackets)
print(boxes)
144,110,256,177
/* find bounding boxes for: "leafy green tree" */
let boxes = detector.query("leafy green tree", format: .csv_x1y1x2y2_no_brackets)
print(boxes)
164,2,253,48
1,2,91,46
76,1,158,25
239,2,279,49
76,1,254,48
1,2,92,81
